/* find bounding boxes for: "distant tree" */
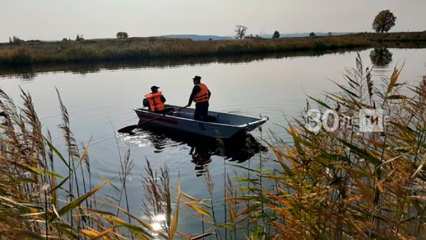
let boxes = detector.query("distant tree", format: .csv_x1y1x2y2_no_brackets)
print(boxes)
75,34,84,41
245,34,263,40
328,32,333,36
373,10,397,33
10,36,24,45
272,31,280,39
245,34,254,39
309,32,316,37
235,25,248,39
116,32,128,39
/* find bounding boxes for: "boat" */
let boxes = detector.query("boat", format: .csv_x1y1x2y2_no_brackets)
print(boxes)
134,105,268,139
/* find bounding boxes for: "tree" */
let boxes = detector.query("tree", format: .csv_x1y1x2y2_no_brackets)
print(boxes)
272,31,280,39
10,36,24,45
235,25,248,39
309,32,316,37
116,32,128,39
75,34,84,41
373,10,396,33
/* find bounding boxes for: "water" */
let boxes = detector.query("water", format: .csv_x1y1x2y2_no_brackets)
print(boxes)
1,48,426,235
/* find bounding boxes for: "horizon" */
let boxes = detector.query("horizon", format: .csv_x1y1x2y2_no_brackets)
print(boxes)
2,0,426,42
1,31,359,43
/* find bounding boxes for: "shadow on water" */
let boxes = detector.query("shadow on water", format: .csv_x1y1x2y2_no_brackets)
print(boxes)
118,124,267,177
0,48,366,80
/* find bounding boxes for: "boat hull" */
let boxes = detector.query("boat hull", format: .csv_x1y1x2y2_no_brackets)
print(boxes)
135,106,268,139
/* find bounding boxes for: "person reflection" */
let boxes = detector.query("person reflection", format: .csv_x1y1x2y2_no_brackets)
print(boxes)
146,132,167,153
189,144,212,177
118,124,266,176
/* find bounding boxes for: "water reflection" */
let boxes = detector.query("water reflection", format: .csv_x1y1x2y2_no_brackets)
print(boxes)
0,48,365,80
370,48,393,67
119,124,266,176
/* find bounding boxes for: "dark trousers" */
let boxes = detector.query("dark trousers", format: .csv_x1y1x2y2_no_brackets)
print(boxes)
194,102,209,121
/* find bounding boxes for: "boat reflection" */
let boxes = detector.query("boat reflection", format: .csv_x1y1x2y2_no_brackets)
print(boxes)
118,124,266,176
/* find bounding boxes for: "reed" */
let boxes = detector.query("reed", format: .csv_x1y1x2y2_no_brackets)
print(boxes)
233,55,426,239
0,89,156,239
0,85,223,239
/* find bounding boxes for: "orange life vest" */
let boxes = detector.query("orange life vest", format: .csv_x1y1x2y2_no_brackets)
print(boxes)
145,92,165,112
194,83,210,103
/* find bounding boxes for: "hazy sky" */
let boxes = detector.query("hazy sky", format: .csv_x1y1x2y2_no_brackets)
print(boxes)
2,0,426,41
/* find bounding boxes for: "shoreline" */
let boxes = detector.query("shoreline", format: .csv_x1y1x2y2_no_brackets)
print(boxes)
0,48,367,79
1,32,426,68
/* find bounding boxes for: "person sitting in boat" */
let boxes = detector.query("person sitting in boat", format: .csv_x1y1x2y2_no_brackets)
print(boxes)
143,86,166,113
184,76,211,121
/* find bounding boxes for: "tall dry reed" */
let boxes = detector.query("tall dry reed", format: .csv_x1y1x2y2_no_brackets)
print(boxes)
0,89,157,239
233,55,426,239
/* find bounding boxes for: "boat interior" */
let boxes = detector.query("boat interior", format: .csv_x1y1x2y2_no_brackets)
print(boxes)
142,105,262,125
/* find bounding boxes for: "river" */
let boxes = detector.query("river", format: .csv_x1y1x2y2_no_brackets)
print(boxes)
1,48,425,236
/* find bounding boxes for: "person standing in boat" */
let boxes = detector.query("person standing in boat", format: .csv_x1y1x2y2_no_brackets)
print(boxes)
185,76,211,121
143,86,166,113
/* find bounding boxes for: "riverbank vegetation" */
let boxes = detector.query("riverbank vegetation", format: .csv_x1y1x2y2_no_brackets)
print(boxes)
233,55,426,239
1,32,426,67
1,56,425,239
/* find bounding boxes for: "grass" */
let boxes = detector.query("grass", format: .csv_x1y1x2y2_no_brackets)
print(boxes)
1,32,426,67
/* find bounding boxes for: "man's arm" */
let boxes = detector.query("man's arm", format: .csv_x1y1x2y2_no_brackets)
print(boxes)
186,86,199,107
161,95,166,103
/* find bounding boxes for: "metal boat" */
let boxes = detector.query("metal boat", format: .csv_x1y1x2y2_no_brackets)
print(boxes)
134,105,268,139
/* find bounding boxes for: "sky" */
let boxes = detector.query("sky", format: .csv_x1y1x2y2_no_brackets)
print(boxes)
2,0,426,41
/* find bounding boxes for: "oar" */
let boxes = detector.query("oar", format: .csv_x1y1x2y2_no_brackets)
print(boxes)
117,106,189,134
117,124,139,134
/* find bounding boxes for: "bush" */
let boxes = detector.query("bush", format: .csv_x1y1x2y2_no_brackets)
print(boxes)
116,32,129,39
272,31,280,39
2,48,33,66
